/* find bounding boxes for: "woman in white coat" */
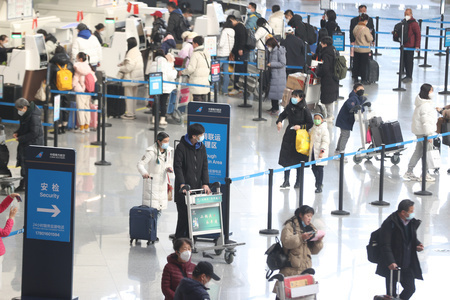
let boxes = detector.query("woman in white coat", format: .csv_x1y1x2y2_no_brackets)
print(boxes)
254,18,273,50
309,112,330,193
137,132,174,215
216,20,235,95
118,37,145,120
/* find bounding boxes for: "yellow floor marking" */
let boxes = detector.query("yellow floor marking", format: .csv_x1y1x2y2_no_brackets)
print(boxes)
77,172,95,176
136,107,148,111
6,138,16,143
117,136,133,139
84,145,100,148
242,126,257,129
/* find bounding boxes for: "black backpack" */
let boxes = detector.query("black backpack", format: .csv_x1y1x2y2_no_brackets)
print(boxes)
245,27,257,50
393,20,409,44
366,228,381,263
265,236,289,278
304,22,317,45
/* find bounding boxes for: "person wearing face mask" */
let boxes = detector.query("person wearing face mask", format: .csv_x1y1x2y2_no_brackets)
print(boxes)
284,10,307,41
376,199,424,300
403,84,436,182
137,131,174,216
13,98,44,191
308,113,329,193
349,5,375,71
72,23,102,69
279,205,324,278
400,8,421,83
254,18,273,50
334,83,368,162
266,37,286,114
174,123,211,239
161,238,196,300
0,35,15,65
180,8,194,33
93,23,105,46
281,26,306,77
276,90,314,189
174,261,220,300
320,10,340,37
352,14,373,84
245,2,261,33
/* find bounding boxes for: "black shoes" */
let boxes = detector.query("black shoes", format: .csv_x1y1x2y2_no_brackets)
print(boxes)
315,184,323,193
294,181,301,189
280,180,290,189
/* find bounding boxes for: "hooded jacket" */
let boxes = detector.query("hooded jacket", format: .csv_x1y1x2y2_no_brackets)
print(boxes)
181,46,211,95
411,94,435,136
217,28,235,57
268,10,285,37
268,45,287,100
0,195,15,256
118,46,144,87
254,24,273,50
162,35,177,54
316,44,339,104
161,252,196,300
137,143,174,210
151,18,167,44
288,14,307,41
167,9,184,42
45,33,58,60
309,121,330,166
232,22,247,55
320,19,340,37
73,60,96,93
245,11,262,32
174,277,210,300
72,29,102,64
335,91,367,131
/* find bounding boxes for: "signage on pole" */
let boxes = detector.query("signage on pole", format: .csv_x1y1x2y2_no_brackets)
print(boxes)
333,32,345,51
204,36,217,57
149,72,163,96
257,49,266,70
192,206,222,233
211,60,220,83
320,0,331,11
54,94,61,122
22,146,77,299
445,28,450,48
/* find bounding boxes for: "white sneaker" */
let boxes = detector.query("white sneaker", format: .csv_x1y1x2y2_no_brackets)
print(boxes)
419,173,435,182
228,89,240,96
403,172,419,181
74,128,85,134
85,128,90,133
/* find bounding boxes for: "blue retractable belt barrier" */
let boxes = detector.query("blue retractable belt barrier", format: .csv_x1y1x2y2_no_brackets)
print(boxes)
106,77,148,85
422,35,445,38
286,65,304,70
1,100,100,113
104,94,154,102
5,228,24,238
163,80,214,88
218,60,244,65
220,72,260,77
428,27,446,31
50,90,98,97
1,119,53,127
375,31,392,35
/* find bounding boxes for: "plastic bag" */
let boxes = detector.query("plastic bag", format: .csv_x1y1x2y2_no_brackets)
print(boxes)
295,128,310,155
427,148,441,170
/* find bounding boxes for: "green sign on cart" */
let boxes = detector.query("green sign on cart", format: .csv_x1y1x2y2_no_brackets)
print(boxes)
194,194,222,205
191,206,221,233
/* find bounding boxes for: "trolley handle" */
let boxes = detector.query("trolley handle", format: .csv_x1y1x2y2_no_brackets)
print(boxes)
268,273,285,282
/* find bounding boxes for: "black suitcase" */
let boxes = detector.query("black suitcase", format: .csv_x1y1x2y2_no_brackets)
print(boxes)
106,83,126,117
0,84,22,120
129,205,158,245
374,269,402,300
381,121,404,151
369,116,383,148
366,59,379,84
442,122,450,146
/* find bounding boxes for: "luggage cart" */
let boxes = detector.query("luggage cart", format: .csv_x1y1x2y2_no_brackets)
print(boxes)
182,184,245,264
353,103,405,165
269,273,318,300
0,176,22,195
304,69,321,108
167,76,190,124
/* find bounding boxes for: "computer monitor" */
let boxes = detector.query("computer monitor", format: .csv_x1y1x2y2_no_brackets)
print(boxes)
35,35,48,68
135,19,146,50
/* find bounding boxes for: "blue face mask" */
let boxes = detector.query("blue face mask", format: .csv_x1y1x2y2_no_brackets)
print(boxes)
291,97,299,105
301,221,306,227
198,135,205,143
161,142,169,150
406,212,415,220
247,8,252,13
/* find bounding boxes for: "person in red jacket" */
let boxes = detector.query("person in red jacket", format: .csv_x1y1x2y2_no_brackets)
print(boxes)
0,194,19,288
402,8,421,83
161,238,196,300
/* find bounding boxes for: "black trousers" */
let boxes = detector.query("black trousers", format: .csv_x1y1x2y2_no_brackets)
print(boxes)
403,49,414,79
385,268,416,300
193,94,207,102
311,151,324,187
353,52,369,81
175,199,189,238
233,52,249,89
271,99,279,111
152,93,168,117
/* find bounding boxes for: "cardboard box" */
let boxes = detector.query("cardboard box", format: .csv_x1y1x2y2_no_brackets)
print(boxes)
286,73,307,91
284,275,317,298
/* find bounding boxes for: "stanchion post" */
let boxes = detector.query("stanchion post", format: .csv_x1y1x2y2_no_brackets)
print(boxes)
393,39,406,92
91,85,102,146
238,61,252,108
224,177,232,242
298,162,305,207
439,47,450,95
374,16,381,56
53,121,58,147
435,14,445,56
419,26,432,68
414,136,432,196
307,15,311,24
414,19,424,59
371,144,390,206
151,95,161,141
214,82,218,103
260,169,279,235
253,70,267,122
95,80,111,166
331,153,350,216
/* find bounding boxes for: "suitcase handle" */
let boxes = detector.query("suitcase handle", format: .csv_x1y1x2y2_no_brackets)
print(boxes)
389,267,401,297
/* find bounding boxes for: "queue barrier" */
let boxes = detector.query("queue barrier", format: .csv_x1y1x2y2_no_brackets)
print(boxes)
5,228,24,238
1,118,53,127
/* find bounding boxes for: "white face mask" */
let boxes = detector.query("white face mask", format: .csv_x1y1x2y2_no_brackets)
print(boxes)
18,109,25,116
405,15,411,21
3,43,9,47
187,16,193,22
267,47,273,52
180,250,191,262
429,93,434,99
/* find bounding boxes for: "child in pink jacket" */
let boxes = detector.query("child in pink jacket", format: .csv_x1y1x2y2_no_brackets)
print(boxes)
0,194,19,288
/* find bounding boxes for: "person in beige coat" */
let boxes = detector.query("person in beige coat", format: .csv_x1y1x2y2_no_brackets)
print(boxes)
280,205,324,277
180,36,211,102
268,5,285,40
352,13,373,84
118,37,144,119
309,112,330,193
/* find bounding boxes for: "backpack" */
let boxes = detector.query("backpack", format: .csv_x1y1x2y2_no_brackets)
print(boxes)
85,73,96,93
304,22,317,45
245,27,257,50
393,20,409,44
333,49,348,81
366,228,381,263
265,236,289,278
56,64,73,91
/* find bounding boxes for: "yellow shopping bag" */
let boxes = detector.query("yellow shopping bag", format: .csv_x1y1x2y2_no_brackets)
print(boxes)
295,127,310,155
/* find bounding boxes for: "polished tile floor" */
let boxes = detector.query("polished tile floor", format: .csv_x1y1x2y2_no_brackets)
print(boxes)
1,1,450,299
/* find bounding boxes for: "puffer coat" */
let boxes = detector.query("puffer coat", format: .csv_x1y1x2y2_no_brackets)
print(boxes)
411,95,436,136
161,252,196,300
73,60,96,93
119,46,145,87
181,46,211,95
137,143,174,210
268,46,287,100
280,217,323,276
308,122,330,166
316,45,339,104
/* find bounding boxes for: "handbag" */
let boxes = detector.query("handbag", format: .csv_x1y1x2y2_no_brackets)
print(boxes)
295,126,310,155
167,173,173,201
265,236,289,279
35,80,47,101
426,147,441,170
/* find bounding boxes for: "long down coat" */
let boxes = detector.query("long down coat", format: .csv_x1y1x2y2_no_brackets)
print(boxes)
316,44,339,105
137,143,174,210
268,45,287,101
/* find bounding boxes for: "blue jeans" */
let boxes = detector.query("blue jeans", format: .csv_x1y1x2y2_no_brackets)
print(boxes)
217,56,230,94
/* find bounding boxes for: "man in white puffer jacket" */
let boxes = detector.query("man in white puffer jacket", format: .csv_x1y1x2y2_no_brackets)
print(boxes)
72,23,102,67
404,84,436,182
268,5,285,40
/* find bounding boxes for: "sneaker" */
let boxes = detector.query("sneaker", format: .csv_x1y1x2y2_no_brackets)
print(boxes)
74,128,85,133
402,77,412,83
85,128,90,133
270,110,280,115
228,89,240,96
315,187,322,193
403,172,419,181
419,173,435,182
121,114,136,120
280,181,290,189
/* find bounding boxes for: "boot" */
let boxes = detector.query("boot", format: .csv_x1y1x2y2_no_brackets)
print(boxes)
60,126,65,134
280,170,290,189
315,184,323,193
160,116,167,125
294,169,301,188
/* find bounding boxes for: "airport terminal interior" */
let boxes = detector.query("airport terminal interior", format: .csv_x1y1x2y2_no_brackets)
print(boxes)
1,0,450,299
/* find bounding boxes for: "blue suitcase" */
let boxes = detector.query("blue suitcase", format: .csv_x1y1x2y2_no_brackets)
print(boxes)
129,205,158,245
67,101,77,130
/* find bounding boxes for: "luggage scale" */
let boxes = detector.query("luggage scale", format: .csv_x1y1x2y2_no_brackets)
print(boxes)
183,184,245,264
353,102,405,165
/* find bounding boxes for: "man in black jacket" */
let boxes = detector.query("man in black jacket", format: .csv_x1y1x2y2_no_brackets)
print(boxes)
281,26,306,76
376,199,424,300
228,15,249,96
174,261,220,300
174,123,211,238
284,10,307,41
349,5,375,70
167,2,184,43
13,98,44,191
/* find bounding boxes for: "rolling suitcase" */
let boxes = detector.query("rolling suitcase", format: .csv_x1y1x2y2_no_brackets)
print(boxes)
369,116,383,148
129,205,158,245
0,84,22,120
106,83,126,117
380,121,404,151
89,103,98,130
374,269,402,300
366,59,379,84
442,121,450,146
67,101,78,130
